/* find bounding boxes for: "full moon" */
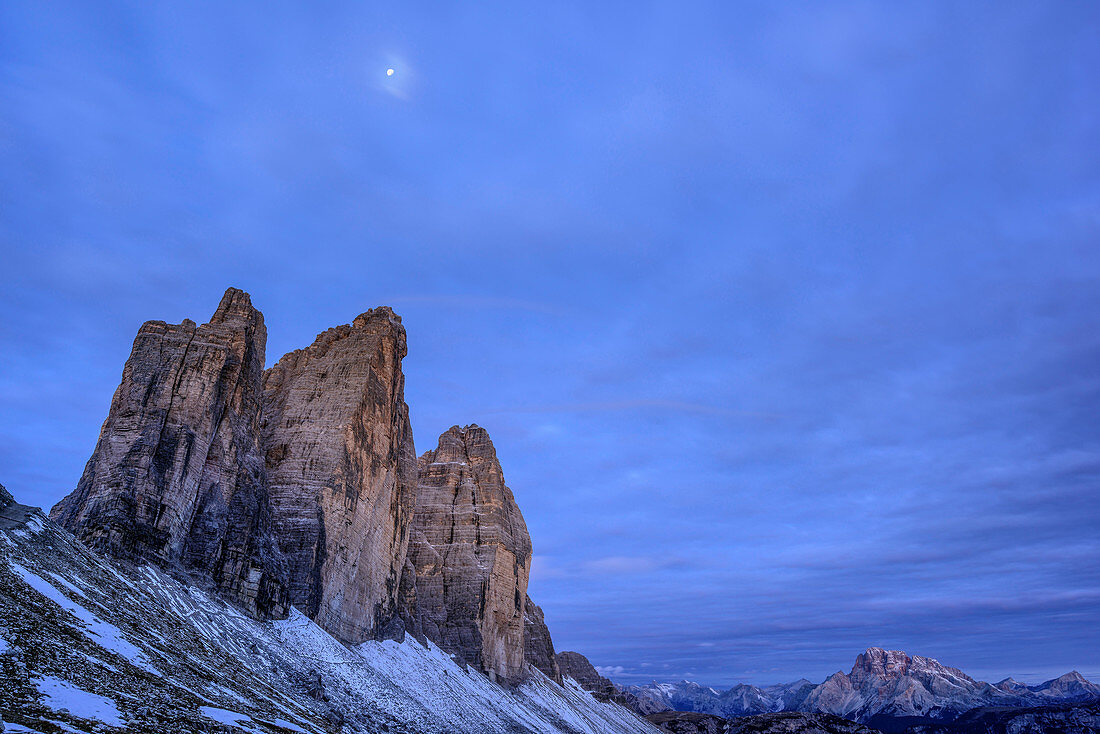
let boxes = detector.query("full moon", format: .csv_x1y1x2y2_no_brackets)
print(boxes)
386,68,394,76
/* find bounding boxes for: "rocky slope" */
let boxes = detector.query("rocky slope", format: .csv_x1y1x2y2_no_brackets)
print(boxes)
907,701,1100,734
49,288,288,619
647,711,734,734
0,487,662,733
260,306,417,644
397,425,532,683
647,711,883,734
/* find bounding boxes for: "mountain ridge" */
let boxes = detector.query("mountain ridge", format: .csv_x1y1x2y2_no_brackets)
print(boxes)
626,647,1100,725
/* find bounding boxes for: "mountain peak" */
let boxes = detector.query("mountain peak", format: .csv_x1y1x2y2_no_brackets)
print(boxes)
210,286,261,325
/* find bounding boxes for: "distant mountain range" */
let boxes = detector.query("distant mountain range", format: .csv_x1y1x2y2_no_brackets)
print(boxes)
627,647,1100,725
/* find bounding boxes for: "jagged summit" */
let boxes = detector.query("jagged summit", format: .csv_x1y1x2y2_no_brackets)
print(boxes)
210,286,263,325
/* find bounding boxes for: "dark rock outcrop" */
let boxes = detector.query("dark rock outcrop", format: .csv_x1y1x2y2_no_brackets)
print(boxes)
725,712,881,734
398,425,532,683
647,711,733,734
260,306,417,644
49,288,287,618
558,651,621,701
556,650,645,710
525,594,563,684
907,700,1100,734
647,711,878,734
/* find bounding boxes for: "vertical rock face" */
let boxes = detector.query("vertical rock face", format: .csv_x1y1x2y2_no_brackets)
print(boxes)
260,307,417,644
524,594,563,684
49,288,288,618
399,425,533,683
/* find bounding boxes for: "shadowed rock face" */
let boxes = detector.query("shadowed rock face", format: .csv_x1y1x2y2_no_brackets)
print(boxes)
558,651,625,702
260,306,417,644
49,288,288,618
525,594,563,684
399,425,532,683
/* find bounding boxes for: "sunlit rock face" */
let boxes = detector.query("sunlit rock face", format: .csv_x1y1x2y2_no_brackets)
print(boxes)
399,425,533,684
800,647,1020,721
49,288,288,618
260,306,417,644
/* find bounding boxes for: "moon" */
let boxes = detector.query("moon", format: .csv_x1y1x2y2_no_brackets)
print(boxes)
386,68,395,76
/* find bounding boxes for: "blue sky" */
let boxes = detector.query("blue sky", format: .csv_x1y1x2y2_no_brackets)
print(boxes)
1,1,1098,687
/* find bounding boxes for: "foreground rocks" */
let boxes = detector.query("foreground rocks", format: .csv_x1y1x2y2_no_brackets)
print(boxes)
398,425,533,683
49,288,288,618
261,306,417,644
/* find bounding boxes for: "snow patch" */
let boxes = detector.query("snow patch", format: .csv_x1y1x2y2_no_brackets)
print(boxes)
34,676,122,726
200,705,253,726
10,562,161,676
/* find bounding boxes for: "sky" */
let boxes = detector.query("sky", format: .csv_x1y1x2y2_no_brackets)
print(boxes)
1,1,1098,688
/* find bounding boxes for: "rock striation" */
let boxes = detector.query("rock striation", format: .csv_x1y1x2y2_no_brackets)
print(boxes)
398,425,533,683
49,288,288,618
260,306,417,644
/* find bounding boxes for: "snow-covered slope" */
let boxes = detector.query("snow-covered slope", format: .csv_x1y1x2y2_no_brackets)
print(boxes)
0,493,659,734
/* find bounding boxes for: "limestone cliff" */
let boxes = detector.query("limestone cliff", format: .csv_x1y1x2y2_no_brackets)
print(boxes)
260,307,417,644
399,425,533,683
49,288,288,618
45,288,582,689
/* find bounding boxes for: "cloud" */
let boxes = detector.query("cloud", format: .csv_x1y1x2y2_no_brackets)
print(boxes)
596,665,626,676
